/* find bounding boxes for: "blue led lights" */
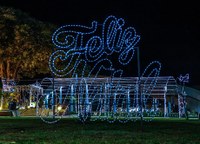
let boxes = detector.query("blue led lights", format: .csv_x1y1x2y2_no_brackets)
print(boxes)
40,15,161,124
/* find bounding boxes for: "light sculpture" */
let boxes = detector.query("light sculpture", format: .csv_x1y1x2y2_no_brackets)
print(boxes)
177,74,189,118
39,15,161,124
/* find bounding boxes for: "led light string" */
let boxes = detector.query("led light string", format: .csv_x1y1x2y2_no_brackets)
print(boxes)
40,15,162,124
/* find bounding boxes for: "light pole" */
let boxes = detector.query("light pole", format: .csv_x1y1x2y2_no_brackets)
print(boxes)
52,47,55,119
136,46,142,131
110,68,115,118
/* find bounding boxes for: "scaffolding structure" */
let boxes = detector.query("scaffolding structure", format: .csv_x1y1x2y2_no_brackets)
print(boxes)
39,76,178,120
0,79,43,113
0,76,181,121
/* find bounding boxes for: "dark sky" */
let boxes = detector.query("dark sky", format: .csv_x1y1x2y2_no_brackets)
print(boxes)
1,0,200,85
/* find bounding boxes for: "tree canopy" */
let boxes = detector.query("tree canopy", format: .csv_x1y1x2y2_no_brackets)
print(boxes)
0,7,56,80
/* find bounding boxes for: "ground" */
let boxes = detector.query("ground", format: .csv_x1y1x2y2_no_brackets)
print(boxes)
0,117,199,144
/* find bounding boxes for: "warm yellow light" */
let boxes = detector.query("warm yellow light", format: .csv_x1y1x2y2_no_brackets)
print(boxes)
57,106,62,111
0,107,2,110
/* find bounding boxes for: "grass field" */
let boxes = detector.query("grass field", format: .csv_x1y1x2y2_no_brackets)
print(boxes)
0,117,199,144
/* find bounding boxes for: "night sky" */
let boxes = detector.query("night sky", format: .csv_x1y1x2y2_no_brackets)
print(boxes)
1,0,200,85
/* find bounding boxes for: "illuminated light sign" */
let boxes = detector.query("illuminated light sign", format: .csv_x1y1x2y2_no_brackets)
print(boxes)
42,16,161,124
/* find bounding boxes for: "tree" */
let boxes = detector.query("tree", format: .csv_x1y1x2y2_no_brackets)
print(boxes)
0,7,56,80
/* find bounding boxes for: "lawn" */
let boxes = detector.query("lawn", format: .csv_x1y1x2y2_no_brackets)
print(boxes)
0,117,199,144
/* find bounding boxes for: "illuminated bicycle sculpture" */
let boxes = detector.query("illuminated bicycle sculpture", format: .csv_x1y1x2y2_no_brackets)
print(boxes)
38,15,161,124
